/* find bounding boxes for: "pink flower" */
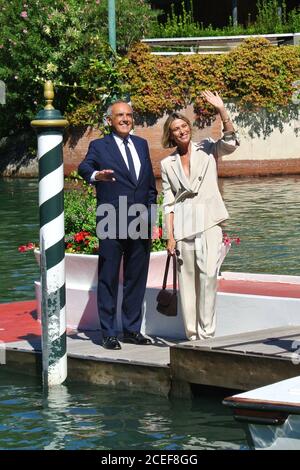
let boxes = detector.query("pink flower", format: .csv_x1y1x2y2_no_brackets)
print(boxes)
20,11,28,18
152,226,162,240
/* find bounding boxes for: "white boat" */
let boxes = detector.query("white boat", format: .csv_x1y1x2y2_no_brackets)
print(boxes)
223,376,300,450
33,249,300,339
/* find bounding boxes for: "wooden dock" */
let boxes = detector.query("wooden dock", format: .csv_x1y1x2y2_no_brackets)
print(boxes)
1,301,300,397
170,326,300,393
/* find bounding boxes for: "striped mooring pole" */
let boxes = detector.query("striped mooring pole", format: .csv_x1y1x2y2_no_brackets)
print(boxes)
31,81,68,387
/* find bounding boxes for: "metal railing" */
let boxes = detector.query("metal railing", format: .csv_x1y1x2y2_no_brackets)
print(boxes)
142,33,300,55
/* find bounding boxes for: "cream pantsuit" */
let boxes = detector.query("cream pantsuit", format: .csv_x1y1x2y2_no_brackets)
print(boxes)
161,133,239,339
177,225,222,339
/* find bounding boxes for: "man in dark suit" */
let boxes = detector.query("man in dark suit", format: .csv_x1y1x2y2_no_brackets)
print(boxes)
78,101,157,350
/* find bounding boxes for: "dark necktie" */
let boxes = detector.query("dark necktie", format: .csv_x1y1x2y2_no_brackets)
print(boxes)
123,138,138,184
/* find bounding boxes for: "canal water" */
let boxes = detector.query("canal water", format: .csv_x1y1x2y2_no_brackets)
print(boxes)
0,176,300,450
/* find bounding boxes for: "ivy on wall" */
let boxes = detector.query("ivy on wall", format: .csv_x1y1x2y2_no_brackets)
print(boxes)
119,38,300,128
34,36,299,133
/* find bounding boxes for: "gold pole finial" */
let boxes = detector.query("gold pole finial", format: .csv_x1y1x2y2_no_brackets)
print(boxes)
44,81,54,110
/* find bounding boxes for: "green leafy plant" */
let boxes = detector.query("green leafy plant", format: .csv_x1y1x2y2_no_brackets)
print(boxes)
64,182,98,254
151,193,167,252
256,0,286,33
124,38,300,127
0,0,159,139
150,0,300,37
152,0,201,38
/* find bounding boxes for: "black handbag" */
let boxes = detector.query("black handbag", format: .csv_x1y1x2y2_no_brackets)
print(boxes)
156,253,177,317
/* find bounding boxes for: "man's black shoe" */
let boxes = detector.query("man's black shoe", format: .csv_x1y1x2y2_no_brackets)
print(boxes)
102,336,121,350
122,331,152,345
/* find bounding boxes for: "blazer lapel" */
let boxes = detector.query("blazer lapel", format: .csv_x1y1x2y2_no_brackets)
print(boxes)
170,152,192,191
190,142,210,193
131,136,146,186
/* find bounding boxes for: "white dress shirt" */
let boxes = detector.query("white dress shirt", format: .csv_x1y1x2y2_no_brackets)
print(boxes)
91,133,141,182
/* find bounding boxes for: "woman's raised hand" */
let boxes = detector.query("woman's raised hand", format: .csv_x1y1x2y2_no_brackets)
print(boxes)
201,90,225,112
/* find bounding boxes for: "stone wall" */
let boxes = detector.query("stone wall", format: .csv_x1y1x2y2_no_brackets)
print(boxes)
63,126,102,176
1,104,300,178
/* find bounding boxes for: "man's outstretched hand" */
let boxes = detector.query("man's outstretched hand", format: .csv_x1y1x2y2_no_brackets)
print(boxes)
95,169,116,182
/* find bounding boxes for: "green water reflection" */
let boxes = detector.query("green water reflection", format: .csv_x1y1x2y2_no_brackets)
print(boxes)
0,178,39,303
0,370,246,450
220,176,300,275
1,176,299,303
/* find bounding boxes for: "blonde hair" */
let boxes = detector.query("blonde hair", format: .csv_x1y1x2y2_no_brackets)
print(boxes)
161,112,192,148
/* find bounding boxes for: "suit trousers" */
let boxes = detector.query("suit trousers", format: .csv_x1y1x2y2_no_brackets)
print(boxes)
98,238,151,337
176,225,222,340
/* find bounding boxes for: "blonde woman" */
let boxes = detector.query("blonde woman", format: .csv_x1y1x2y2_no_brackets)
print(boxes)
160,91,239,340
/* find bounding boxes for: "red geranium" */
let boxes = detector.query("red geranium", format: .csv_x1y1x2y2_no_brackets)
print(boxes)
18,242,36,252
223,233,241,246
74,231,91,243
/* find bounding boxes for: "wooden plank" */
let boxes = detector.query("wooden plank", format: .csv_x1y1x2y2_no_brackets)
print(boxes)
5,349,42,377
6,339,41,352
6,334,172,367
217,342,298,357
67,356,170,397
173,326,300,351
213,333,300,357
66,335,173,366
4,349,170,396
6,325,300,395
170,348,300,391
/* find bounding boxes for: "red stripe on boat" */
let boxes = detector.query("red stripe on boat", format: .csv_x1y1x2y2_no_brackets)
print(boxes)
217,280,300,298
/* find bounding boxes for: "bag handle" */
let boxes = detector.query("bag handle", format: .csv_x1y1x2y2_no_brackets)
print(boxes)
162,253,177,292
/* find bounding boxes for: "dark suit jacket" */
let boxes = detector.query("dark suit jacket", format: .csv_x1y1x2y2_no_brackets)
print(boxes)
78,133,157,237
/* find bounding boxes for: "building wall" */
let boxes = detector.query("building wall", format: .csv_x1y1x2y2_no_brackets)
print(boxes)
2,106,299,178
62,104,300,179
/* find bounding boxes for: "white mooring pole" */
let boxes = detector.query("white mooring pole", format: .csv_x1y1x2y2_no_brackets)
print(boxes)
31,81,68,387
